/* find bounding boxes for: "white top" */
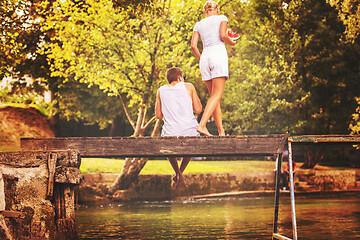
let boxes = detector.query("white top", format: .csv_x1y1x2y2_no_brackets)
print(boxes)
158,82,199,136
193,15,228,48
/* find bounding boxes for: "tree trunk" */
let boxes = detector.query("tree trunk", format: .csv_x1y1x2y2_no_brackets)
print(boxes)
301,146,326,169
108,105,157,194
108,157,148,193
109,115,122,137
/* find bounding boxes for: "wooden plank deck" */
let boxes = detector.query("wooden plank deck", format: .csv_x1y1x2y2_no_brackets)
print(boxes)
20,134,288,158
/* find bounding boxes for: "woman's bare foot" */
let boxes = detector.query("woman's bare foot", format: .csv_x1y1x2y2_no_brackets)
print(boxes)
197,125,213,136
218,127,225,136
177,174,186,188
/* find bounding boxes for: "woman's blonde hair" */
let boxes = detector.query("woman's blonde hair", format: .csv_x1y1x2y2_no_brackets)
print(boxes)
203,0,218,12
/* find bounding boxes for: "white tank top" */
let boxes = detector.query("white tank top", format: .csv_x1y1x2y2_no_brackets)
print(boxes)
158,82,199,136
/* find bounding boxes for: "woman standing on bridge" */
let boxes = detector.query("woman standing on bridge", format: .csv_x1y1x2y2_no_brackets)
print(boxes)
191,0,237,136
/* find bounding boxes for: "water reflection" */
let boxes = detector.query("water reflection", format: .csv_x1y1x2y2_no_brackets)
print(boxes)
77,193,360,239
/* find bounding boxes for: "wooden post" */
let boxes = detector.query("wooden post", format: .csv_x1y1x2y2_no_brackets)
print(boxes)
47,153,57,198
54,184,77,240
50,150,81,240
0,173,13,240
0,173,4,211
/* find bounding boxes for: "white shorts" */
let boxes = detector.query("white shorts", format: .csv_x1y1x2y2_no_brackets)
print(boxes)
199,44,229,81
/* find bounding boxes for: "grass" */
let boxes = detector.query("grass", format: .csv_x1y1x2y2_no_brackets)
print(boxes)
80,158,278,174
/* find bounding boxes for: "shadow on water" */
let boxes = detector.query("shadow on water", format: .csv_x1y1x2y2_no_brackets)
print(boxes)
76,193,360,239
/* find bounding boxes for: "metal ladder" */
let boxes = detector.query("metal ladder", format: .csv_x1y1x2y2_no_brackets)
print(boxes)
272,139,298,240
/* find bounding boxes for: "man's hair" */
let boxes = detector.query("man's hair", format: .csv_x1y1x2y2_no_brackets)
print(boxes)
166,67,183,83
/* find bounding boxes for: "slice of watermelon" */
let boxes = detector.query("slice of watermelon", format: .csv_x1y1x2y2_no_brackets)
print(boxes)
227,29,240,41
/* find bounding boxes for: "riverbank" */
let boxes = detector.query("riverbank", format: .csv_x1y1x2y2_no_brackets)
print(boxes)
78,168,360,204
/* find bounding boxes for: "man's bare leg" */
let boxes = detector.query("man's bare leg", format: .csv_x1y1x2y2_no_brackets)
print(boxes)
168,157,181,188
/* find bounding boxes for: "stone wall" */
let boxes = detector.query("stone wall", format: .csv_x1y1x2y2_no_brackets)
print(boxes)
295,169,360,192
0,153,56,239
0,150,81,240
79,169,360,203
79,171,276,203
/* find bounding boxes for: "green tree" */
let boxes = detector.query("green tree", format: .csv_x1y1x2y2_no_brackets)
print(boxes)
222,0,360,136
222,0,308,135
1,0,26,78
327,0,360,136
328,0,360,42
44,0,202,191
1,0,144,137
349,97,360,147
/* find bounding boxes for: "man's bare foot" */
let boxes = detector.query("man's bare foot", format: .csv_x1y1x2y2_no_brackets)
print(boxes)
197,126,213,136
171,175,178,189
177,174,186,188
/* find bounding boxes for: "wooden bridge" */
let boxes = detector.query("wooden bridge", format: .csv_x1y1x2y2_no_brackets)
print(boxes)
2,134,359,239
19,134,297,240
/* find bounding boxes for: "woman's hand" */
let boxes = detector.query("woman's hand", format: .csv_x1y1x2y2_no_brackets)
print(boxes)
220,21,237,46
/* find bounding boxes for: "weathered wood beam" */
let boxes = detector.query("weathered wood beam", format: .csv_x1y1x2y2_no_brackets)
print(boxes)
0,174,4,212
0,150,81,168
55,167,82,184
289,135,360,144
47,153,57,198
0,151,47,168
0,210,25,218
20,135,288,158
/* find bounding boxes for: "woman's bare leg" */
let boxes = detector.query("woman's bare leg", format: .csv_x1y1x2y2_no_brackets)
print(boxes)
179,157,191,173
204,80,225,136
214,104,225,136
197,77,226,136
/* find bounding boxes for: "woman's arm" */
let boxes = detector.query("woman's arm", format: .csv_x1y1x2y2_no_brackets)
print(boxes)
220,21,236,46
191,31,201,60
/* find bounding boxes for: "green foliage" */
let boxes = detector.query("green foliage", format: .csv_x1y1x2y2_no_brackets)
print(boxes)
43,0,204,136
328,0,360,42
222,0,360,135
349,97,360,135
2,0,360,137
222,0,308,134
0,85,53,117
54,79,123,129
0,0,26,78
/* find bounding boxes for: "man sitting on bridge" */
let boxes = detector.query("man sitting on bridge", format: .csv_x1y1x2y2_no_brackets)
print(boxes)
155,67,203,188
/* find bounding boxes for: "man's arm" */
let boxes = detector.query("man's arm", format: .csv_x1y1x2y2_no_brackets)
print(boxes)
155,90,163,119
185,83,202,114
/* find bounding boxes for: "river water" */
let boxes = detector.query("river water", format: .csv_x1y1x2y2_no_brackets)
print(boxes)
76,193,360,239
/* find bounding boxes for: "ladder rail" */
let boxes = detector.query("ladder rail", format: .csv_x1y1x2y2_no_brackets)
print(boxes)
288,141,298,240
